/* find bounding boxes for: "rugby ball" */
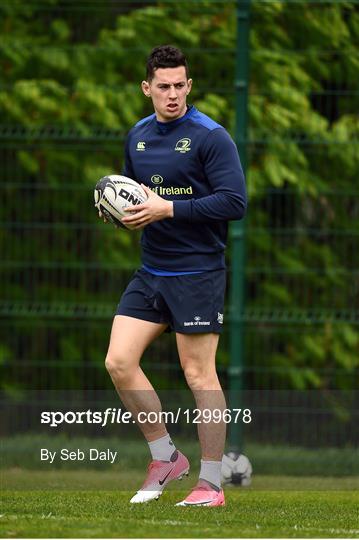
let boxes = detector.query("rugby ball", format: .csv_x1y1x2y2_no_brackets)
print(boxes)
94,175,147,229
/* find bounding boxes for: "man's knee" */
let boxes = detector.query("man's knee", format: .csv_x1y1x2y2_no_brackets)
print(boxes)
105,352,135,385
182,360,217,390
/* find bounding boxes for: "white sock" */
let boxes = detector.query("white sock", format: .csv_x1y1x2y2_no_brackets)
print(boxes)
148,434,176,461
199,460,222,490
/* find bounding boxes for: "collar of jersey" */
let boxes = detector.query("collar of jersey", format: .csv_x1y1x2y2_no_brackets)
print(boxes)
156,105,196,134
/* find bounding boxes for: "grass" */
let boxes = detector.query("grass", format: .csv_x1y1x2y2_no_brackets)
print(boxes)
1,436,358,537
1,468,359,491
1,470,359,538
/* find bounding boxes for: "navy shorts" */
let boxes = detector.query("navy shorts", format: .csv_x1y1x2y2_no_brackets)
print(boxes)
116,268,226,334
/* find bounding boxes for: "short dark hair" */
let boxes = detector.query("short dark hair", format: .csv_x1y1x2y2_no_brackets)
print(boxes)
146,45,189,82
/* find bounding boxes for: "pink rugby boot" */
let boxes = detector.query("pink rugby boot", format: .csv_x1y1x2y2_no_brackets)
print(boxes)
130,450,190,503
176,479,225,507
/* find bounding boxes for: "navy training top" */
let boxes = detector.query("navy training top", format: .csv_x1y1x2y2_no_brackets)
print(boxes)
122,105,247,272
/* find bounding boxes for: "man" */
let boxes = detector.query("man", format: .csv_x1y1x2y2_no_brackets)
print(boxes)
104,45,246,506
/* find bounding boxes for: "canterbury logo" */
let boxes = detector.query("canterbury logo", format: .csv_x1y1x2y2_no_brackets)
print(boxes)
136,141,146,151
175,138,191,153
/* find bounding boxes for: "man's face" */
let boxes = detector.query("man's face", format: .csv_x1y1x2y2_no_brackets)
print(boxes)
142,66,192,122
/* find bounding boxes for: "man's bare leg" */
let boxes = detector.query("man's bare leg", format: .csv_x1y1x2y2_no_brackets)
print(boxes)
175,332,226,506
105,315,168,441
105,315,190,503
176,332,226,461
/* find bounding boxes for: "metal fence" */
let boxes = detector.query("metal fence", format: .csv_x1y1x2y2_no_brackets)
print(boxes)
1,0,358,451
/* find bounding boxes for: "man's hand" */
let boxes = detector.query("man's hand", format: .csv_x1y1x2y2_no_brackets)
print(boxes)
121,184,174,229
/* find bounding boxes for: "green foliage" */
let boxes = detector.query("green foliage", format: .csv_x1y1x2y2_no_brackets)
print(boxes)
0,1,358,397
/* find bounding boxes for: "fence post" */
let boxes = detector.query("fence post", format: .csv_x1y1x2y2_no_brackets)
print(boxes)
228,0,250,451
